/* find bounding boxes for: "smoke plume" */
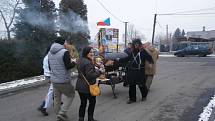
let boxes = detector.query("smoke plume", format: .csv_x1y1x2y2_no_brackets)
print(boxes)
24,9,89,34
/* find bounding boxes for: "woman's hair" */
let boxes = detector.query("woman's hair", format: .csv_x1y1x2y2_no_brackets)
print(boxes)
82,46,93,58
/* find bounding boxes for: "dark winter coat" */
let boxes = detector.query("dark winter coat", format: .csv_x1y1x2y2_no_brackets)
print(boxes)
119,49,154,85
75,57,102,94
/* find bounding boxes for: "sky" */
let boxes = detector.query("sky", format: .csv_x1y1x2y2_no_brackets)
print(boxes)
64,0,215,42
1,0,215,42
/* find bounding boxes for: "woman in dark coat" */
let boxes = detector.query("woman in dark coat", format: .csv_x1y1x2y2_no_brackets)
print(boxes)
76,46,103,121
118,38,154,104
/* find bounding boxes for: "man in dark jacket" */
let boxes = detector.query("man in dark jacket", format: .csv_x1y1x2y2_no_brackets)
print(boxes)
118,38,154,104
48,37,76,121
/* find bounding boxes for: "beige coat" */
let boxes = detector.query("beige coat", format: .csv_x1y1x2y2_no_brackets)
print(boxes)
65,44,79,59
145,46,159,75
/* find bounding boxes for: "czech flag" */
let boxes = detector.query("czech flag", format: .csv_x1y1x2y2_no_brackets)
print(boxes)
97,18,110,26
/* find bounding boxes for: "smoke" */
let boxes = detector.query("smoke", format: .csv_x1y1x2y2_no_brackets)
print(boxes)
24,10,54,29
57,10,89,34
24,9,89,34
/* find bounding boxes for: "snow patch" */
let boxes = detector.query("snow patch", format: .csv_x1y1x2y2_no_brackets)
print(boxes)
0,76,44,91
198,95,215,121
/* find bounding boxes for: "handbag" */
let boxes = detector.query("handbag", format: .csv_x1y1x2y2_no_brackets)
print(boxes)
79,71,101,96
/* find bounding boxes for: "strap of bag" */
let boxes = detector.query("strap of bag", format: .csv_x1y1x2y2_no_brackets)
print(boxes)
79,71,90,86
77,65,90,86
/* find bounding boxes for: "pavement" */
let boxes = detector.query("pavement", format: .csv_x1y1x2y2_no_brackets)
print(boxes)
0,56,215,121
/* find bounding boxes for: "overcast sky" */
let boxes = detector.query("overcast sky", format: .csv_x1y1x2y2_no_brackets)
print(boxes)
2,0,215,41
77,0,215,41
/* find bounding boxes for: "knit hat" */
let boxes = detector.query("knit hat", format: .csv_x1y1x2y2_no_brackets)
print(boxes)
132,38,142,46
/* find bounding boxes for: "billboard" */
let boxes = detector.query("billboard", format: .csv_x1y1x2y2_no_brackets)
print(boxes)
96,28,119,52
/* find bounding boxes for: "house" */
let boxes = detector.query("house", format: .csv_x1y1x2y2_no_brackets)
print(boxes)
187,30,215,40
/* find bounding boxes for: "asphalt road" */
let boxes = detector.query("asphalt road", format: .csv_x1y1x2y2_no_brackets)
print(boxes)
0,56,215,121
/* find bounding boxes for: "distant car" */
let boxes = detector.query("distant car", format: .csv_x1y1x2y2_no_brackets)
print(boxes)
174,45,213,57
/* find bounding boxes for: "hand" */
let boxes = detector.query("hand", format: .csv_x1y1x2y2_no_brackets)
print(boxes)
99,68,105,73
95,66,99,70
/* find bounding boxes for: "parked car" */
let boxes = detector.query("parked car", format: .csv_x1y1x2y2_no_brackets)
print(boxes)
174,45,213,57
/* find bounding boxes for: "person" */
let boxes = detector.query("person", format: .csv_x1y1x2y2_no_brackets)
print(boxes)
76,46,103,121
64,40,79,82
117,38,154,104
145,43,159,91
48,37,76,121
38,46,52,116
123,42,132,87
124,42,132,55
64,40,79,59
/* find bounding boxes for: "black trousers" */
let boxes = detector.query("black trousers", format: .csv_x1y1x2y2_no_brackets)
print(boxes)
78,92,96,119
129,84,148,101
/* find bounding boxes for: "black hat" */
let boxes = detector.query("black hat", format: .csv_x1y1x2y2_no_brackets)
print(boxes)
132,38,142,46
55,37,65,45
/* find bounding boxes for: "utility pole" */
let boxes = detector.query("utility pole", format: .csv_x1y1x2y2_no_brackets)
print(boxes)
170,33,172,52
166,25,169,52
124,22,128,47
152,14,157,45
166,24,168,44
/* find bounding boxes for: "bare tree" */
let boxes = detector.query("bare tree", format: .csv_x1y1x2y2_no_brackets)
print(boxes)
127,23,146,42
0,0,21,40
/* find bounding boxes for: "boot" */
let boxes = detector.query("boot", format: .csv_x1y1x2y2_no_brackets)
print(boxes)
78,117,84,121
88,117,98,121
37,107,48,116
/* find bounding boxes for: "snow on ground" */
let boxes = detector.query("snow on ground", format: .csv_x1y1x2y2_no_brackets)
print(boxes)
0,76,44,91
159,54,215,57
198,95,215,121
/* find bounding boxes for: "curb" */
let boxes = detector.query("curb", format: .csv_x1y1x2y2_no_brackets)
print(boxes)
0,74,78,96
0,76,47,96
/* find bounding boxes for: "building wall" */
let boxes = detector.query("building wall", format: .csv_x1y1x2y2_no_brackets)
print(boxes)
187,30,215,39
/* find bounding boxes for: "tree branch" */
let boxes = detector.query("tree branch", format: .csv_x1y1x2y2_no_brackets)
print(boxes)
0,10,8,29
8,0,20,28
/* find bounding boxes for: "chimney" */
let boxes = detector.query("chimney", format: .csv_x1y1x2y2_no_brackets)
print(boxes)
203,26,206,31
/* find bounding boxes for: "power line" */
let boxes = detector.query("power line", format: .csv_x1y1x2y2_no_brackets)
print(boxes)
158,6,215,16
163,6,215,15
95,0,124,23
158,12,215,16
